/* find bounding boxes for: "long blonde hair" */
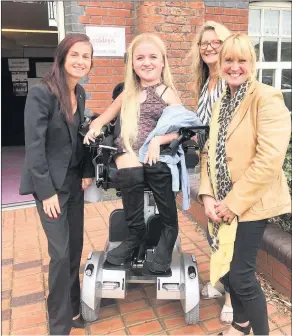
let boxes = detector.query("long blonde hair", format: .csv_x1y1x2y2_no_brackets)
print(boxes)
218,33,257,81
121,33,176,153
189,21,231,108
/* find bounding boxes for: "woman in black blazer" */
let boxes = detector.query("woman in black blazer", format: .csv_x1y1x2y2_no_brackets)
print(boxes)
20,33,95,335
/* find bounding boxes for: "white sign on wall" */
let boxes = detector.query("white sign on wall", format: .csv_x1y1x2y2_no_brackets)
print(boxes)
86,26,125,57
11,72,28,82
8,59,29,72
36,62,53,78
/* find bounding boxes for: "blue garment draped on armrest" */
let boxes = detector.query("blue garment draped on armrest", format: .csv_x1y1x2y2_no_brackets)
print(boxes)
139,105,203,210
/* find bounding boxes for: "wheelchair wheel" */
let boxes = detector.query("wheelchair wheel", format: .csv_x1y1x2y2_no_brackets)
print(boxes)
184,303,199,324
81,301,100,322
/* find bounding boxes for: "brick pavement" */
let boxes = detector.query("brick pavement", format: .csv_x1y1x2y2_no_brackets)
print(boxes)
2,201,291,335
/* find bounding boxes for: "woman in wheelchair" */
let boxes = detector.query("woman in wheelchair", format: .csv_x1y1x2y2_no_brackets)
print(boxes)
84,33,202,274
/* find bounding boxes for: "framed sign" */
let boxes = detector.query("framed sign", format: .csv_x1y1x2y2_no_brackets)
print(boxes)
86,26,125,57
13,82,28,96
11,72,28,82
8,58,29,72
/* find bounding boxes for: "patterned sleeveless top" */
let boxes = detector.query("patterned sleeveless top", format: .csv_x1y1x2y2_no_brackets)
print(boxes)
114,82,168,153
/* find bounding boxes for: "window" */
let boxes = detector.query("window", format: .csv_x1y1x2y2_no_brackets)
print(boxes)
249,1,292,111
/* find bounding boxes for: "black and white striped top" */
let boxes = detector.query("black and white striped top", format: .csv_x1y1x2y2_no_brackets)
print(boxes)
196,77,225,150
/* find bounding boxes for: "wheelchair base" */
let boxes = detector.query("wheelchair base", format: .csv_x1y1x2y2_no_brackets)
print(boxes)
81,208,200,326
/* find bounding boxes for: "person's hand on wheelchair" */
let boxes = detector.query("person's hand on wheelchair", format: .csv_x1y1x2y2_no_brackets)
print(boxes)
83,126,101,145
144,136,161,166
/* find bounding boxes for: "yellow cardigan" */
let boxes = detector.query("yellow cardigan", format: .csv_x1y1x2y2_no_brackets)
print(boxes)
199,81,291,285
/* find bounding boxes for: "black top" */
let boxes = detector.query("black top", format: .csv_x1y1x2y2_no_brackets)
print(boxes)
68,108,83,169
19,83,95,200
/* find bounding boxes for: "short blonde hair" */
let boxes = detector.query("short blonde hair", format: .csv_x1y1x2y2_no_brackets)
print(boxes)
218,33,257,81
189,21,231,108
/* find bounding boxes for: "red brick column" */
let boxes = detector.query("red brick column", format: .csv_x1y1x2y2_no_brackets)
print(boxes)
75,1,249,114
205,7,249,33
135,1,205,108
77,1,134,114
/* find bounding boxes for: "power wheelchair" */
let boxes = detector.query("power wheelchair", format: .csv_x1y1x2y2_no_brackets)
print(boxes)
79,116,209,325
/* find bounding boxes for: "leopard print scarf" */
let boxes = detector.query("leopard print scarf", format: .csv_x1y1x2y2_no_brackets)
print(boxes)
208,80,250,252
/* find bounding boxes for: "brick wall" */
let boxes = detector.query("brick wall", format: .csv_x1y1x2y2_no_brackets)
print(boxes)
205,7,249,32
257,250,291,300
63,1,249,114
64,1,135,115
204,0,249,32
135,1,205,108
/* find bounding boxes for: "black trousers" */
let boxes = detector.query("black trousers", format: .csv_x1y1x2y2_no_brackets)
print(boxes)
144,162,178,271
229,219,269,335
35,168,84,335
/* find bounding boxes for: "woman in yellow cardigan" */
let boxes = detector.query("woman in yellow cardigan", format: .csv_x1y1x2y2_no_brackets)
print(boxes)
199,33,291,335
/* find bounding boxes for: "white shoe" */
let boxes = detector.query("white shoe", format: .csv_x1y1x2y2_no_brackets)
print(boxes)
201,282,224,300
220,304,233,325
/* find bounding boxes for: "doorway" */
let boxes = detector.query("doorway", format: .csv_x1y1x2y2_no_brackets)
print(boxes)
1,1,60,206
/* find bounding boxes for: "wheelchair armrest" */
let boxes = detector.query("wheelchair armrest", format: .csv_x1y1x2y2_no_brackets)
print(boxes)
167,126,209,155
79,115,117,138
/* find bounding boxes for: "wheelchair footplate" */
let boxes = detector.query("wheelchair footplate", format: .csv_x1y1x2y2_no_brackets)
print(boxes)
102,260,132,271
142,261,172,277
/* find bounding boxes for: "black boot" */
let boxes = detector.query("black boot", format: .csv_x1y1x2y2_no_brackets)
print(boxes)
144,162,178,272
72,315,85,329
106,167,146,265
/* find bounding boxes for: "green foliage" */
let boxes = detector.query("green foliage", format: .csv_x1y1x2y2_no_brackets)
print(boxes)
269,136,292,234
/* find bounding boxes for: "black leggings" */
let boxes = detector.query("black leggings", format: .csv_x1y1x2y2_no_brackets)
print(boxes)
144,162,178,271
229,219,269,335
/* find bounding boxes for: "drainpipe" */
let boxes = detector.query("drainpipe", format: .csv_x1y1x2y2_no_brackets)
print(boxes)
56,1,65,41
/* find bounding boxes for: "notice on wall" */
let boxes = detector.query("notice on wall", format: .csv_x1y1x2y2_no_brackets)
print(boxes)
85,26,125,57
13,82,28,96
8,58,29,72
35,62,53,78
11,71,28,82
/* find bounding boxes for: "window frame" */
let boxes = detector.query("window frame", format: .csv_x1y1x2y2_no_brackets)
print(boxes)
249,1,291,109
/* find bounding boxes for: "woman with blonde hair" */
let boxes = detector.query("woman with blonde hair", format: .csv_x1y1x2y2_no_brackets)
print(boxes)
190,21,230,148
199,33,291,335
85,33,202,273
190,21,233,323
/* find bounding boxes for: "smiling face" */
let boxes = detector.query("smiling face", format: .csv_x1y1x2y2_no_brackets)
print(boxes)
199,29,222,67
64,41,92,80
219,35,256,93
132,41,164,86
221,56,251,91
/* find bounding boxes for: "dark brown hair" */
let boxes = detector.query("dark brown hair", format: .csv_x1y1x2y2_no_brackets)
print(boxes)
42,33,93,122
